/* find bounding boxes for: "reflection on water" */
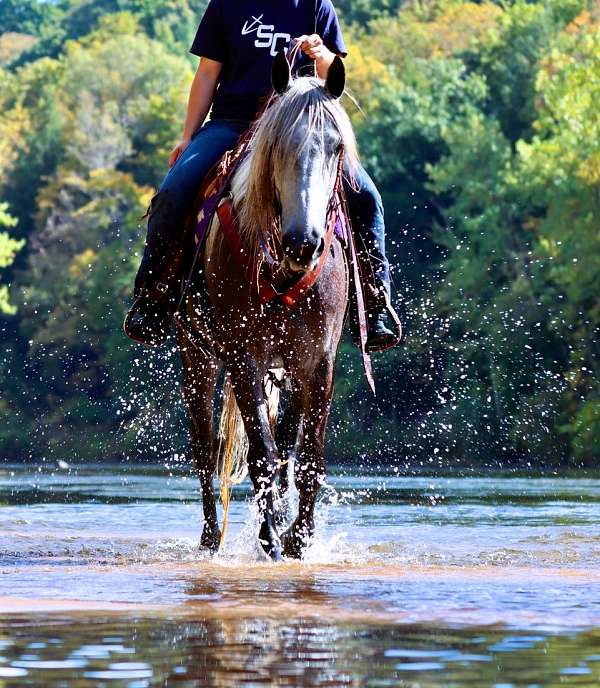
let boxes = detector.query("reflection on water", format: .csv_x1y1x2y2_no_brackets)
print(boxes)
1,465,600,685
1,615,600,687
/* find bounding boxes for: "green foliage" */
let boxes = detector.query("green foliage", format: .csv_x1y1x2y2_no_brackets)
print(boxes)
0,203,24,315
1,8,192,460
334,0,599,465
469,0,588,142
0,0,598,465
335,0,404,25
0,0,61,36
5,0,209,67
516,8,600,461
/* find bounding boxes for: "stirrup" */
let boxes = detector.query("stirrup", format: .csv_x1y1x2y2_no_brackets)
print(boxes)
366,303,402,353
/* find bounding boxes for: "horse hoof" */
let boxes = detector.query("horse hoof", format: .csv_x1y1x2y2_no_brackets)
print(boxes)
258,522,283,561
200,525,221,554
281,528,305,560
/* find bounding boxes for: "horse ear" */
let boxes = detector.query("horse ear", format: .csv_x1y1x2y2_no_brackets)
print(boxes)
325,56,345,99
272,50,291,94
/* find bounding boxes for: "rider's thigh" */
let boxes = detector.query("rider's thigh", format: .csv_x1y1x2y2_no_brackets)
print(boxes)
158,121,246,205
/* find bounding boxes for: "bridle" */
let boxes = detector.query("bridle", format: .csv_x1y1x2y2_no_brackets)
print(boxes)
256,140,346,276
235,41,349,285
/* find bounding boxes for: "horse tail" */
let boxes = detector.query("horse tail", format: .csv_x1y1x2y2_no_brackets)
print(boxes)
217,371,282,547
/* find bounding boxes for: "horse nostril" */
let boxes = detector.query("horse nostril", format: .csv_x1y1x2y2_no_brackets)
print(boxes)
282,231,301,253
282,227,324,269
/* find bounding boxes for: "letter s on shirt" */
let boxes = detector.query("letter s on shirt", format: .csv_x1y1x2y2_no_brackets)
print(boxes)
255,24,291,56
255,24,275,49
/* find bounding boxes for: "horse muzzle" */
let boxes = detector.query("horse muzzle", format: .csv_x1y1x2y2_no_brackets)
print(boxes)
281,229,325,273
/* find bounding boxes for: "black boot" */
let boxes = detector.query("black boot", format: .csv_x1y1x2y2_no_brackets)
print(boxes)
356,238,401,353
124,282,177,347
367,309,398,353
364,281,402,353
124,190,187,347
342,168,401,354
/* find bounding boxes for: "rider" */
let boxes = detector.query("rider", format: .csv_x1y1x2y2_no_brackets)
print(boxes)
124,0,398,351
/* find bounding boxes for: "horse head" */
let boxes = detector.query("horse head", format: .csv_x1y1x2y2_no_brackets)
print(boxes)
235,51,358,274
271,52,347,272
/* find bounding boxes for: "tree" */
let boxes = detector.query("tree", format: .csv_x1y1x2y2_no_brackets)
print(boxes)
0,204,24,315
516,7,600,461
335,0,404,25
470,0,588,143
1,0,599,465
0,0,61,36
4,18,192,460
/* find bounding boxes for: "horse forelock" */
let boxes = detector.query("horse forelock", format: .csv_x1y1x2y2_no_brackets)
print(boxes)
231,77,358,247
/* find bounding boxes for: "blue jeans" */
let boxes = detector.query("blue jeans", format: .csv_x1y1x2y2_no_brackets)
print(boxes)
135,120,390,299
135,120,248,294
344,165,390,299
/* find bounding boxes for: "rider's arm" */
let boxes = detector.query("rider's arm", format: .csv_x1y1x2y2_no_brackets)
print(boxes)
169,57,222,168
295,36,341,79
296,1,348,80
182,58,222,139
314,45,338,79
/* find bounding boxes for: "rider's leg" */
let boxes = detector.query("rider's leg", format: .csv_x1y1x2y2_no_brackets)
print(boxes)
125,120,248,346
343,165,399,352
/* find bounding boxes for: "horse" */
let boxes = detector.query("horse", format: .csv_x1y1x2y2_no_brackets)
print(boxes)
176,52,357,561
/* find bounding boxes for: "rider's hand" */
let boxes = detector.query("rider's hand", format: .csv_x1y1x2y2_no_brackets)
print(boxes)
168,138,191,168
294,34,328,61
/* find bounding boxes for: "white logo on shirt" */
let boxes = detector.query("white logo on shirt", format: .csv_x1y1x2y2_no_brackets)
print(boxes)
241,15,264,35
241,14,291,57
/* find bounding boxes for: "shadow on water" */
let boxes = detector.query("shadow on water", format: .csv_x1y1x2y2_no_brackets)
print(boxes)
1,614,600,687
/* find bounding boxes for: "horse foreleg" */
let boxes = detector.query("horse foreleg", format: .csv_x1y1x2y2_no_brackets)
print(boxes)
228,355,283,561
177,329,222,553
274,384,305,526
282,357,334,559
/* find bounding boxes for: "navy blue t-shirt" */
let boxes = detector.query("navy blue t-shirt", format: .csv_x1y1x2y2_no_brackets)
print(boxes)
190,0,347,122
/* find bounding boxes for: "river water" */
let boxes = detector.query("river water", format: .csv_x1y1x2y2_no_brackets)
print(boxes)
1,464,599,686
